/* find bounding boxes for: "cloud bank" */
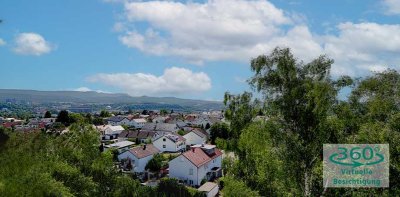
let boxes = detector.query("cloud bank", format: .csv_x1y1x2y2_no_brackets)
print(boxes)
87,67,211,96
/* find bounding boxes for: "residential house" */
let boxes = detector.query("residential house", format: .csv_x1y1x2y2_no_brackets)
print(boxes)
118,144,160,173
107,116,130,126
183,129,209,145
153,133,186,153
104,140,135,153
96,125,125,140
132,118,147,129
169,144,222,187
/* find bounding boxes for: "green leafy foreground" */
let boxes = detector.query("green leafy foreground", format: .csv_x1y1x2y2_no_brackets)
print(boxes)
218,48,400,196
0,124,204,197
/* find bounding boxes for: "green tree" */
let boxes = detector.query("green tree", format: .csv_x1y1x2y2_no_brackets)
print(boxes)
247,47,352,196
93,117,104,125
100,110,111,118
209,122,230,144
56,110,70,126
205,122,211,130
220,176,260,197
69,113,85,124
145,154,164,173
44,111,52,118
160,109,168,116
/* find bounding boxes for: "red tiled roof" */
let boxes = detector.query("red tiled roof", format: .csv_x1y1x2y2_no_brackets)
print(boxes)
128,144,160,159
182,147,222,168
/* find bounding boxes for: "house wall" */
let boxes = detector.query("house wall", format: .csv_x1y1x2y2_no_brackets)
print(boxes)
183,132,206,145
169,154,222,187
153,137,185,152
118,152,154,173
207,186,219,197
169,155,198,186
133,121,146,128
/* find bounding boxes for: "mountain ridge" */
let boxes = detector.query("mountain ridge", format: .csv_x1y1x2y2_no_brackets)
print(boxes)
0,89,222,109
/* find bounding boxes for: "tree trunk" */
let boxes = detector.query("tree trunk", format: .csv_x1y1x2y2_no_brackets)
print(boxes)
304,169,312,197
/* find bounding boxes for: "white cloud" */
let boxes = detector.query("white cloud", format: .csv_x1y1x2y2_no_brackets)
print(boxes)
73,87,111,94
74,87,92,92
87,67,211,96
13,33,54,55
382,0,400,15
111,0,400,76
118,0,292,64
323,22,400,76
0,38,6,46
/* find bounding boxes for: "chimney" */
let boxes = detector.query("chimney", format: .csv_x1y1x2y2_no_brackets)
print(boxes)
201,143,204,147
143,144,146,150
192,147,195,152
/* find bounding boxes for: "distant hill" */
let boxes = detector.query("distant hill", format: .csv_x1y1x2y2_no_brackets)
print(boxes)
0,89,223,110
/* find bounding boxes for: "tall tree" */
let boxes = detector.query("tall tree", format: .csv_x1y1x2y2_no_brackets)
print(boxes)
247,47,350,196
44,111,52,118
56,110,70,126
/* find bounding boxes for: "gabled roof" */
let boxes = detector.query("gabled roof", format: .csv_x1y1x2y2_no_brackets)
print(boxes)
182,147,222,168
107,116,127,122
119,130,158,139
128,144,160,159
132,118,147,123
155,123,178,131
191,129,208,138
142,123,156,131
155,133,185,143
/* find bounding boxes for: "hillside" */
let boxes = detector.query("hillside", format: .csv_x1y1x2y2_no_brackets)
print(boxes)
0,89,223,110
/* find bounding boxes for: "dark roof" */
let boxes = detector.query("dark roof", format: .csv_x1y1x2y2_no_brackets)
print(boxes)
191,128,209,138
119,130,157,139
128,144,160,159
107,116,127,122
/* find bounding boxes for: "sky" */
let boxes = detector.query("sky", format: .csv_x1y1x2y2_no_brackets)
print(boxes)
1,0,400,101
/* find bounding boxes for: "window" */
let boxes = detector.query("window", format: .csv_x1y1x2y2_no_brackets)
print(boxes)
189,168,193,175
213,159,215,163
163,145,166,148
163,138,166,142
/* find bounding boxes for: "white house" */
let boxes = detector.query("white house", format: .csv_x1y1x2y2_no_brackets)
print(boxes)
118,144,160,173
198,182,219,197
132,118,147,129
153,134,186,153
97,125,125,140
104,140,135,153
183,129,208,145
107,116,130,126
169,144,223,187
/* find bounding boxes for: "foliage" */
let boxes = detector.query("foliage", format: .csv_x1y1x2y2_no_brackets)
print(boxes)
156,178,197,197
177,130,185,136
0,123,149,196
100,110,111,118
209,122,230,144
145,154,164,172
220,176,260,197
44,111,52,118
160,109,168,116
93,116,105,125
222,47,400,196
56,110,70,126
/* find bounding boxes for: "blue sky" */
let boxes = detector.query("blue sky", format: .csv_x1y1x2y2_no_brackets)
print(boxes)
1,0,400,101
